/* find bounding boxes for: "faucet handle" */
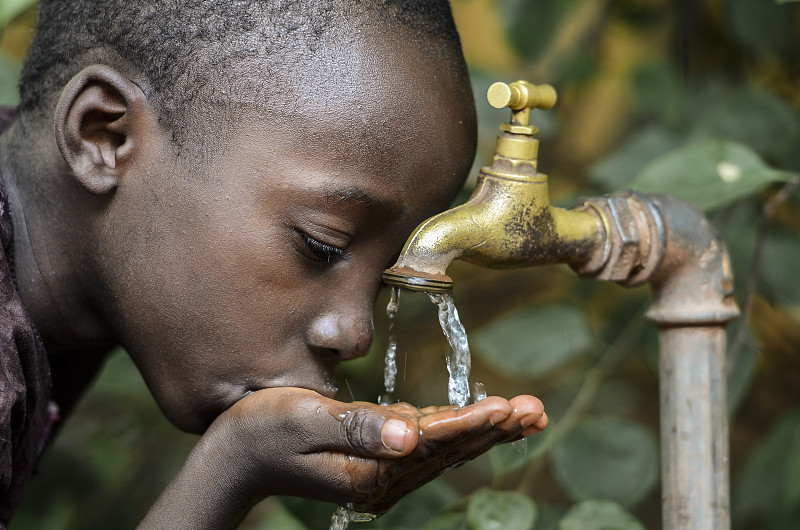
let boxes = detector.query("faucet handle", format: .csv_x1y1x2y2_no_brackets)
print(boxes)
487,80,557,134
487,81,557,112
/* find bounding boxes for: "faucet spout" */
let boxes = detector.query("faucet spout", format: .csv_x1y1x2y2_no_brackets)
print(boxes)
383,167,605,292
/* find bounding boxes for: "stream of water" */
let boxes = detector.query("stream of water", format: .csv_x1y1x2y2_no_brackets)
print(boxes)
379,288,400,406
428,292,472,407
330,290,476,530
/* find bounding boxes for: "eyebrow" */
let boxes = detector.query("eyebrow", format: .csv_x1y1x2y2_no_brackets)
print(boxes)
322,186,385,209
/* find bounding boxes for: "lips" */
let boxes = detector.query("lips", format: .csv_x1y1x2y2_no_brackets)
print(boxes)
283,377,339,399
246,373,340,400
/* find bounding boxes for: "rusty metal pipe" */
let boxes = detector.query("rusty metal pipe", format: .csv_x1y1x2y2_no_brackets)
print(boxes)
575,191,738,529
658,326,730,529
642,194,738,530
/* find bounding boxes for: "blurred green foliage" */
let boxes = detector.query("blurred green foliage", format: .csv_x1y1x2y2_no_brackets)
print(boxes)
3,0,800,529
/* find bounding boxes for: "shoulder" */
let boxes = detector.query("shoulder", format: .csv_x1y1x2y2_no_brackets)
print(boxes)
0,176,52,525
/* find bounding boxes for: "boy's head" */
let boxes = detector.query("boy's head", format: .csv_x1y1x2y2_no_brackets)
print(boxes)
11,1,476,432
20,0,472,152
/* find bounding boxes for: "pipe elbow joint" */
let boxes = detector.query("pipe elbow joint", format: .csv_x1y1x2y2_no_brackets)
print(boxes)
578,191,739,326
645,194,740,326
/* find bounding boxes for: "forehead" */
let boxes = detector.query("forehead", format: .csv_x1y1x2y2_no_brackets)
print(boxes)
280,24,474,157
204,24,476,204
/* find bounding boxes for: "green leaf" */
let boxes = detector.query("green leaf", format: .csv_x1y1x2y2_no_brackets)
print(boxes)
550,416,658,507
422,513,469,530
690,88,800,170
734,410,800,524
472,303,593,378
532,502,567,530
361,479,461,530
760,229,800,305
466,489,537,530
725,320,760,416
727,0,797,55
0,0,37,29
588,126,682,192
776,0,800,3
489,432,547,477
558,500,645,530
631,140,794,212
785,437,800,509
629,61,683,123
497,0,578,62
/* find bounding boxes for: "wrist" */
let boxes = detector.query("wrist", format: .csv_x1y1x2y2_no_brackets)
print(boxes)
139,419,261,529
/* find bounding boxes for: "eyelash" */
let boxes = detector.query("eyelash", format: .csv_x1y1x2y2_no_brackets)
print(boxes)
299,232,348,263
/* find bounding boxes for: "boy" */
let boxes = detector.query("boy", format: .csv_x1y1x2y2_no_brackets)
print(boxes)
0,1,548,527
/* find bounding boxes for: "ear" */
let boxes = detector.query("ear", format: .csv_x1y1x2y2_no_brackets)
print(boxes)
54,65,150,195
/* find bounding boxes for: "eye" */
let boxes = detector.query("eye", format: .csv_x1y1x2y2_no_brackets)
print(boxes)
298,231,349,264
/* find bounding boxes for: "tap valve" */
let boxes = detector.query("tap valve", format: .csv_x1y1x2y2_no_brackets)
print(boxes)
484,81,557,174
487,81,557,135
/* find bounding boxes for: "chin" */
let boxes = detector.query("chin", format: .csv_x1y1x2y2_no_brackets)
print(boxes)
156,387,249,434
158,377,340,433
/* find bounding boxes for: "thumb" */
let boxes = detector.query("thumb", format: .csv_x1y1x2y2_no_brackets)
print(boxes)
310,400,419,458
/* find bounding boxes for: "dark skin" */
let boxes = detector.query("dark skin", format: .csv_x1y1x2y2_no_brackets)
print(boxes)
0,24,547,528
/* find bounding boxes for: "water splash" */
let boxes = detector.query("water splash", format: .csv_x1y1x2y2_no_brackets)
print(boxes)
428,292,471,407
379,288,400,405
473,381,487,403
329,506,377,530
386,285,400,316
330,290,474,529
329,506,351,530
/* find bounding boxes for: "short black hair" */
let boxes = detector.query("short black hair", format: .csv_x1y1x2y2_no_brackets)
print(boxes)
19,0,467,145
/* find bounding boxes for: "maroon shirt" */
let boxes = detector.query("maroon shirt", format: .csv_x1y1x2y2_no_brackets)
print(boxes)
0,108,53,526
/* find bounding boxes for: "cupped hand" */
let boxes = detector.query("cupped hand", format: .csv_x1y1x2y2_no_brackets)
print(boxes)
210,387,548,514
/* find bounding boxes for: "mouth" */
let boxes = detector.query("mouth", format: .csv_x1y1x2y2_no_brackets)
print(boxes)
299,379,339,399
244,376,339,400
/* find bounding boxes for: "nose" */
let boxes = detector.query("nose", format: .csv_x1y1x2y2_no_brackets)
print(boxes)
307,313,374,360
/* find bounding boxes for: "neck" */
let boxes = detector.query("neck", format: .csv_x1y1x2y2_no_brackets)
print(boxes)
0,120,115,354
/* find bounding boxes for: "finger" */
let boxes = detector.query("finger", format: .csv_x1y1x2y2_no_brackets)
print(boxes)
416,396,513,450
502,395,547,437
342,396,549,513
360,417,526,514
383,402,426,421
499,395,544,430
417,404,458,415
327,397,516,505
522,411,548,436
409,397,541,471
301,396,420,458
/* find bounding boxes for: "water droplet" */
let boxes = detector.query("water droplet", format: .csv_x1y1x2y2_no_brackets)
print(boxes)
512,437,528,454
473,381,487,403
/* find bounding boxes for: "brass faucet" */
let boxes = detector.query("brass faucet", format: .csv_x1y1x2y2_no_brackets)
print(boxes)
383,81,606,293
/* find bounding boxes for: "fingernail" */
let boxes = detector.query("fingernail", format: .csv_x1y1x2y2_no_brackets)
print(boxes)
381,418,411,452
520,412,542,429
